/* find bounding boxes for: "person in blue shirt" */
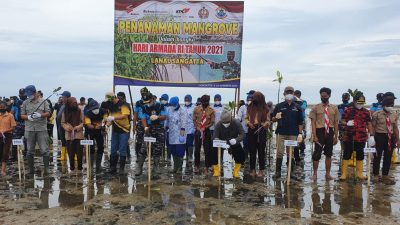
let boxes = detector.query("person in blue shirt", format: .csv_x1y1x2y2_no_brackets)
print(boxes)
166,97,187,174
135,91,168,178
294,90,307,162
133,87,149,160
182,94,196,165
160,93,171,165
271,86,304,180
337,93,352,158
370,93,384,113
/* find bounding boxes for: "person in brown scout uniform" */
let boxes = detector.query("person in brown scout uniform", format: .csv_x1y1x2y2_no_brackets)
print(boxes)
193,95,215,175
371,92,400,185
309,87,339,181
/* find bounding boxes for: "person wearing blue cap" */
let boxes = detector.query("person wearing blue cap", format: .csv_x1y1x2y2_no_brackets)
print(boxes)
20,85,51,176
166,97,187,173
56,90,71,162
135,91,168,177
160,93,170,164
182,94,195,166
84,100,107,172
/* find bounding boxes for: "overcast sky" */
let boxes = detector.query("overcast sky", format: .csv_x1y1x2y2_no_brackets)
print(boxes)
1,0,399,104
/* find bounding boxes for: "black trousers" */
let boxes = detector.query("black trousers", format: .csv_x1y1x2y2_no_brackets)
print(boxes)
87,129,104,156
67,140,83,170
194,129,212,167
313,128,334,161
343,141,365,161
373,133,395,176
248,125,266,170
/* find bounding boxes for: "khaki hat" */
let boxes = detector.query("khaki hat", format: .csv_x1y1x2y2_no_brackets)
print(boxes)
105,91,115,101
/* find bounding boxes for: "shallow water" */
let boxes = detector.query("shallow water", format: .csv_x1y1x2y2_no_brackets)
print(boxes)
1,136,400,224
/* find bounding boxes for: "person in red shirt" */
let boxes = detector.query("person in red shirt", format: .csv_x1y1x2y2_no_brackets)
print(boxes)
340,92,374,180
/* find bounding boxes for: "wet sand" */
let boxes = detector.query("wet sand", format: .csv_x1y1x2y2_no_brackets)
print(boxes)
1,140,400,225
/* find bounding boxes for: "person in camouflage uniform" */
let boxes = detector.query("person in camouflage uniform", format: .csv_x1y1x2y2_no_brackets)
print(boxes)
209,51,241,80
133,88,149,160
135,91,168,178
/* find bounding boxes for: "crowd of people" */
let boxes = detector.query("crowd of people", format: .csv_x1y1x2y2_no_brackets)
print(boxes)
0,85,399,185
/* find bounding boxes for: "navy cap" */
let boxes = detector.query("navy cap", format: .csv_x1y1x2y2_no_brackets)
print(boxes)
86,100,99,111
383,92,397,99
24,85,36,96
214,94,221,101
61,91,71,98
160,94,169,101
246,90,255,95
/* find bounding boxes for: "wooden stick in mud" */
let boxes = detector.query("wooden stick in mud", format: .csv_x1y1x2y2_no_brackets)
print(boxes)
17,145,22,182
148,142,152,183
287,146,293,185
86,144,90,179
367,152,371,186
218,147,221,180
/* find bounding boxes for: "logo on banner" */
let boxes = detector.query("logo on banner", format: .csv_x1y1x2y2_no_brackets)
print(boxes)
176,8,190,14
215,7,227,19
125,5,139,15
143,9,168,14
198,7,209,19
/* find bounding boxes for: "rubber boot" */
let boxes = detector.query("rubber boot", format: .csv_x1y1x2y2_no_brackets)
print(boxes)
340,160,349,180
58,146,67,161
382,175,396,185
96,153,103,173
119,156,126,175
43,155,50,175
152,157,161,179
273,158,283,180
135,155,145,176
169,156,178,173
233,163,241,178
356,160,366,180
349,152,356,167
109,155,117,174
28,155,35,176
213,165,220,177
392,151,398,164
176,157,183,174
187,147,194,165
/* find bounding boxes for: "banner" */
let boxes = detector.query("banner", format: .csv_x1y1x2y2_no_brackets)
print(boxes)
114,0,244,88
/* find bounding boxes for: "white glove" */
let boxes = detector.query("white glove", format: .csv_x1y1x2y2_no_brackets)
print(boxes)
107,116,115,122
347,120,354,126
150,115,159,121
297,134,303,143
368,136,376,147
275,112,282,120
32,112,42,119
229,139,237,145
144,127,149,133
27,115,35,121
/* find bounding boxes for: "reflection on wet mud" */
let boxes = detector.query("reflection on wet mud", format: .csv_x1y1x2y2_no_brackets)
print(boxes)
0,140,400,225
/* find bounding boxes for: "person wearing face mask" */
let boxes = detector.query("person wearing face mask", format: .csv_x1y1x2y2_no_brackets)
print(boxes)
133,87,150,161
294,90,307,162
56,90,71,162
246,91,271,177
193,95,215,174
271,86,303,180
10,93,25,161
214,111,245,178
0,101,16,176
117,92,132,162
61,97,84,175
236,92,253,163
371,92,400,185
84,100,106,173
340,91,373,181
160,94,171,164
182,94,195,166
104,91,131,174
211,94,224,135
135,92,167,177
338,93,352,162
20,85,51,176
166,97,186,174
309,87,339,181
